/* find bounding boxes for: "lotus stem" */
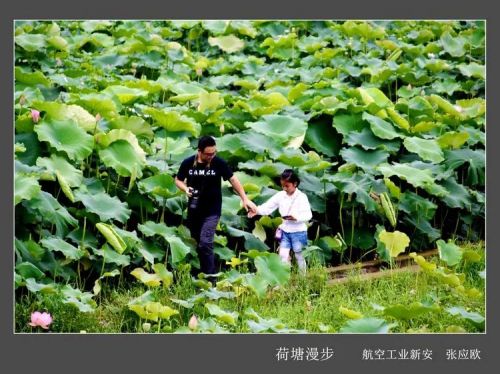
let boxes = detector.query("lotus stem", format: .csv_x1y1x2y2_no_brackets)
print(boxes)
349,204,354,262
114,175,121,195
99,247,106,278
339,193,345,239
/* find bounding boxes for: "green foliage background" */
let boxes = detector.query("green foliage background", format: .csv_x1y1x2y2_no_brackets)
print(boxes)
15,21,485,312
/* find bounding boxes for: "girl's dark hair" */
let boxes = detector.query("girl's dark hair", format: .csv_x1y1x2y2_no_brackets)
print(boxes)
197,135,216,151
280,169,300,186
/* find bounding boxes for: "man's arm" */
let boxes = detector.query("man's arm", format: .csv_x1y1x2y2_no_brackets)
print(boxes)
229,175,257,212
175,177,193,197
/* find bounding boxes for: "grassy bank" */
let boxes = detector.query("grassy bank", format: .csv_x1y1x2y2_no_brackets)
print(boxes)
15,242,485,333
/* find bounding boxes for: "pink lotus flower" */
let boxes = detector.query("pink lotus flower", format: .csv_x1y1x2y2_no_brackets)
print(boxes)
188,314,198,330
31,109,40,123
29,311,52,329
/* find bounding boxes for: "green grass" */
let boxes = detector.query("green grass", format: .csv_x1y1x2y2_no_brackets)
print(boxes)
15,242,485,333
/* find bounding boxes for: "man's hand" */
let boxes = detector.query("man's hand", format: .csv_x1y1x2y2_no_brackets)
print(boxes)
175,177,193,198
243,198,257,213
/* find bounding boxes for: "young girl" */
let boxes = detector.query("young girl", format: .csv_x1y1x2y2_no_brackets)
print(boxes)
248,169,312,273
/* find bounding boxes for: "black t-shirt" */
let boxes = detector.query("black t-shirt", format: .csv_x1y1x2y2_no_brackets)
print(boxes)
176,155,233,216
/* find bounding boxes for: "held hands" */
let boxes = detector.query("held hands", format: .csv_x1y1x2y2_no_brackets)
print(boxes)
245,199,258,218
247,210,257,218
243,198,257,213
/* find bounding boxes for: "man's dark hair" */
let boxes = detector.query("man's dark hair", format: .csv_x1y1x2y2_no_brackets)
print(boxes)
281,169,300,186
197,135,216,151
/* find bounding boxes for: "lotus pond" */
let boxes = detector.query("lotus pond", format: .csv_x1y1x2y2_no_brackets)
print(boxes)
14,20,485,333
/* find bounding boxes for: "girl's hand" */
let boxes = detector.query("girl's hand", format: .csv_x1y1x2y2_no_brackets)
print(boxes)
247,210,257,218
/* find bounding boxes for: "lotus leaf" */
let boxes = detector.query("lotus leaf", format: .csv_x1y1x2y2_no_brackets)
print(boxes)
378,230,410,257
15,67,51,87
205,303,239,325
15,173,41,205
304,117,341,157
437,132,469,149
129,302,179,321
246,114,307,143
339,317,395,333
25,191,78,236
138,222,190,263
208,35,244,53
446,306,484,326
254,254,290,286
93,245,130,266
377,163,435,189
34,119,93,161
98,140,145,178
403,137,444,163
96,223,127,254
143,107,201,136
437,239,463,267
25,278,58,294
383,302,440,320
325,173,377,212
339,306,363,319
74,190,131,223
440,32,466,57
40,237,84,261
138,173,179,198
153,263,174,288
16,262,45,280
198,91,224,113
340,147,389,171
108,116,154,139
36,155,83,187
225,226,269,251
15,33,46,52
61,285,97,312
344,128,400,152
363,112,402,140
75,92,122,118
440,178,471,209
34,101,97,132
131,268,162,287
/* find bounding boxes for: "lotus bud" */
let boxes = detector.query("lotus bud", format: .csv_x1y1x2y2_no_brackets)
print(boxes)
95,113,102,122
188,315,198,330
407,84,412,90
56,58,63,67
29,311,52,329
31,109,40,123
142,322,151,332
19,95,26,106
196,67,203,77
219,123,225,134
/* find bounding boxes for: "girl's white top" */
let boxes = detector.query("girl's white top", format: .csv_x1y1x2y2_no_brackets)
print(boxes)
256,188,312,233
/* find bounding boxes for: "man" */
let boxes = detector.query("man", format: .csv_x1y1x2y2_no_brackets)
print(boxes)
175,135,256,280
